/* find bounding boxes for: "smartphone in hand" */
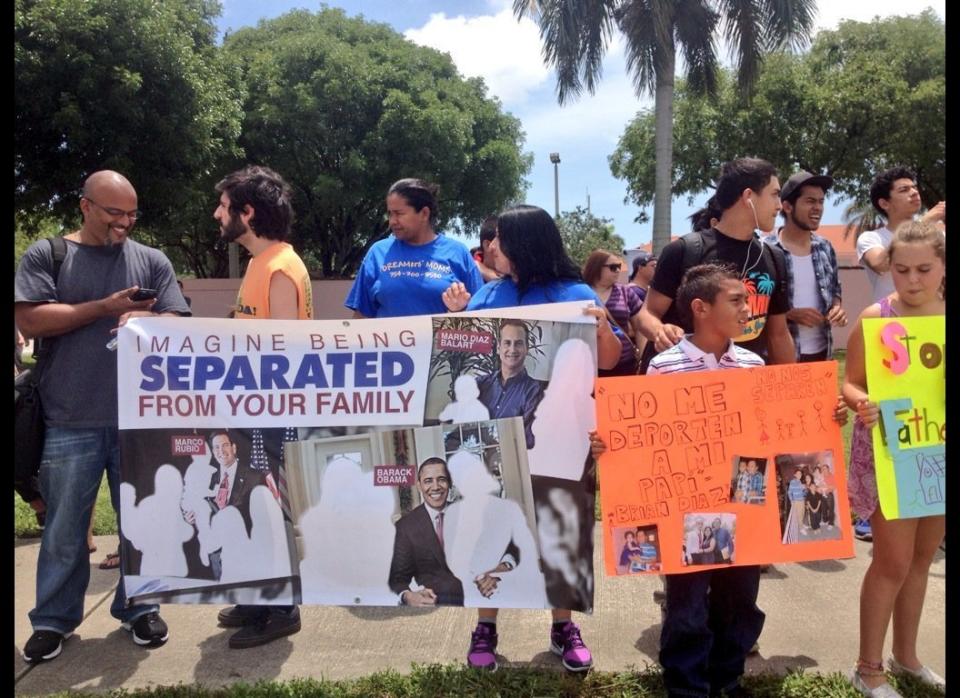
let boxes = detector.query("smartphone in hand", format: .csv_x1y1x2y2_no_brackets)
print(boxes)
130,288,158,301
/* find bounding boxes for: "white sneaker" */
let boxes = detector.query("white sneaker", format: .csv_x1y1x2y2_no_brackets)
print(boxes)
850,669,903,698
888,657,945,690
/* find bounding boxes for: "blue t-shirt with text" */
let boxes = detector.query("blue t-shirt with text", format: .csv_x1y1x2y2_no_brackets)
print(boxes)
467,278,601,310
346,234,482,318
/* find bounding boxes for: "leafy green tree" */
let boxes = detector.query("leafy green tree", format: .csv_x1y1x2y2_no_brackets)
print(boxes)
556,206,625,267
15,215,65,273
15,0,244,276
610,11,945,228
515,0,815,253
223,8,531,278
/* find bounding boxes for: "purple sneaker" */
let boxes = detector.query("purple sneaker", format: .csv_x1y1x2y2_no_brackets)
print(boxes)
550,621,593,672
467,623,498,671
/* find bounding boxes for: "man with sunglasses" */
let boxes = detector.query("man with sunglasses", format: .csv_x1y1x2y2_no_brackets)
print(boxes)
15,170,190,663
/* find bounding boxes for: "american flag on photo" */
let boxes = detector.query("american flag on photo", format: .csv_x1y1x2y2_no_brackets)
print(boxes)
249,427,298,520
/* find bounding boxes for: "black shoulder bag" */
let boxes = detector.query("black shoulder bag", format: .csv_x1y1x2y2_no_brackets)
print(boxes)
15,237,67,503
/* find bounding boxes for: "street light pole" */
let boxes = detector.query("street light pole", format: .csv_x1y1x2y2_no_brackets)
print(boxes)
549,152,561,218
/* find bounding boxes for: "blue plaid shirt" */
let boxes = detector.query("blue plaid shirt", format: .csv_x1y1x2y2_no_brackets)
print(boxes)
743,471,765,502
763,231,842,360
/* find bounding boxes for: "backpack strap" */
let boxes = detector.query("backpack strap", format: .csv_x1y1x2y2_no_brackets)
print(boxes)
679,231,706,270
31,237,68,361
759,239,788,295
49,236,67,284
639,232,707,374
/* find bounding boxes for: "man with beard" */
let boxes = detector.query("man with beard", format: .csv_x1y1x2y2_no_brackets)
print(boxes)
214,165,313,321
210,165,312,647
764,171,847,362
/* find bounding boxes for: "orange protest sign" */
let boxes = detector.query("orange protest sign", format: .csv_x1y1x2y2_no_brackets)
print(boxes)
596,362,855,575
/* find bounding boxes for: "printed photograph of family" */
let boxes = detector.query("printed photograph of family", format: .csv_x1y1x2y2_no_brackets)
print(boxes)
776,450,843,544
728,455,768,504
613,524,661,574
681,513,737,566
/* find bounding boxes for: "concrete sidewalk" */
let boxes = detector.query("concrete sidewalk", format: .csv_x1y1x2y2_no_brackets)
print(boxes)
14,533,945,695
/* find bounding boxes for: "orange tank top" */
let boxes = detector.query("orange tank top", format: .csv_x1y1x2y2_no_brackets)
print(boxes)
234,242,313,319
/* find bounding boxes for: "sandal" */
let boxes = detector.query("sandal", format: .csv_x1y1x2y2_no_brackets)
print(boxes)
98,551,121,570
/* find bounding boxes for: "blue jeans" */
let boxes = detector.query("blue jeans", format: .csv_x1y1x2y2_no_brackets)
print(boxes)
659,566,765,697
28,427,158,634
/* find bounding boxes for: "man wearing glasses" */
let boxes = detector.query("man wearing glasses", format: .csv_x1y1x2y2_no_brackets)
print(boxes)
15,170,190,663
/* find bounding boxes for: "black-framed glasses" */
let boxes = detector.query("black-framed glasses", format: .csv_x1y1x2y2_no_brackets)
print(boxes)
84,197,141,220
604,263,622,272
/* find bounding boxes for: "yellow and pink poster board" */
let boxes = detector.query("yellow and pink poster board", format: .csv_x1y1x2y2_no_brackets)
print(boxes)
596,362,854,576
863,316,945,520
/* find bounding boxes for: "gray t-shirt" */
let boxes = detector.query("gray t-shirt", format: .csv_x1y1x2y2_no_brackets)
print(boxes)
14,237,191,427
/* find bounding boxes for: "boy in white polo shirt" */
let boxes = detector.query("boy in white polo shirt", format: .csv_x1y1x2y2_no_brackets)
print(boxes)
648,263,764,698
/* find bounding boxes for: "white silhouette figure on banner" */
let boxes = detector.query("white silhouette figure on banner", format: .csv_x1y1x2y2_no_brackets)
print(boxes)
248,485,292,579
208,505,253,584
438,375,491,423
528,338,596,480
180,454,218,566
299,457,395,604
445,450,547,607
120,465,193,577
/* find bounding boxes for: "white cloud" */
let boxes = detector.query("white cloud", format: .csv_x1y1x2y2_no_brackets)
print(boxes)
404,9,551,103
519,48,650,149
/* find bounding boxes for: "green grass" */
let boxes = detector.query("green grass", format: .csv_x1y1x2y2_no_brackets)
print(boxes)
14,474,116,538
15,352,118,538
34,663,944,697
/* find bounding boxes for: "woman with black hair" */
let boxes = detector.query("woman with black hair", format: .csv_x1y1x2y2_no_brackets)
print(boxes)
345,178,483,318
442,204,621,674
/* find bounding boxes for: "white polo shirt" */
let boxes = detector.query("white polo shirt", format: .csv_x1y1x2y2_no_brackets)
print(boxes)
647,336,765,375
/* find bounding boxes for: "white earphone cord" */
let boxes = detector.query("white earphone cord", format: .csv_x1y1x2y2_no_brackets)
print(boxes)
741,199,764,278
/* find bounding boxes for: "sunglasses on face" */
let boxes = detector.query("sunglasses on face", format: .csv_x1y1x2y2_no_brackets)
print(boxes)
605,263,622,272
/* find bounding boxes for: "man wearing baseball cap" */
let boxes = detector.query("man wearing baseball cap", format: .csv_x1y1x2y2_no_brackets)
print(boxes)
763,171,847,363
627,251,657,303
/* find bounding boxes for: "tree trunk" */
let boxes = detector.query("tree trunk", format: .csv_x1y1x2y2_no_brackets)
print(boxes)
652,51,675,255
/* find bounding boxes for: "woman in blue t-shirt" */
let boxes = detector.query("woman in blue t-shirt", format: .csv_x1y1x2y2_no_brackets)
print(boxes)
442,204,621,674
345,178,483,318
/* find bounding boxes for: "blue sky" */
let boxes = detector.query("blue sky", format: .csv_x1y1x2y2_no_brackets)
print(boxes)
217,1,944,250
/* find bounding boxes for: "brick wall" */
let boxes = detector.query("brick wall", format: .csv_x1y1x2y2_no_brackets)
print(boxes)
182,267,876,351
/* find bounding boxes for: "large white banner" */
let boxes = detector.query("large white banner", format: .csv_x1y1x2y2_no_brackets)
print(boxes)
118,316,433,428
118,304,601,611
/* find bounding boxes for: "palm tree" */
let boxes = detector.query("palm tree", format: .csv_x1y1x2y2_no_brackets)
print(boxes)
515,0,817,254
841,200,880,243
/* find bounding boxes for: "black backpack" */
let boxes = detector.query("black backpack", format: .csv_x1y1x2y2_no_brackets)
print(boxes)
638,230,787,373
14,237,67,503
